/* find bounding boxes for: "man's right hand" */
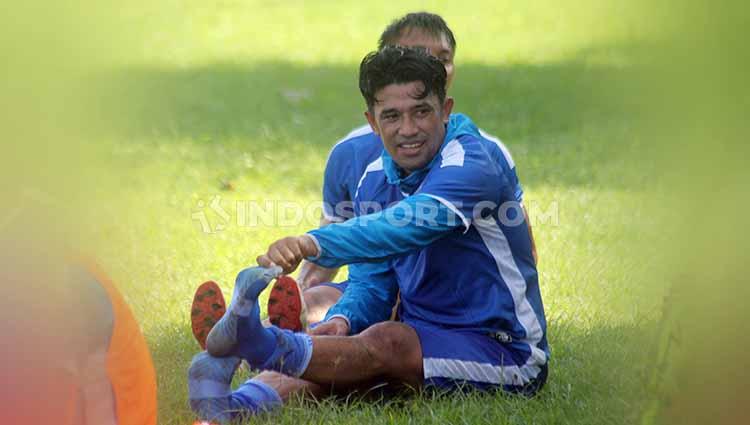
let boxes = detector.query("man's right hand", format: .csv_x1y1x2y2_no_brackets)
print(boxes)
257,235,319,275
309,317,350,336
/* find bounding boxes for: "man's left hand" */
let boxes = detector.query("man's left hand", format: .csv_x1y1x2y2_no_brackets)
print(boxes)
308,317,350,336
257,235,319,275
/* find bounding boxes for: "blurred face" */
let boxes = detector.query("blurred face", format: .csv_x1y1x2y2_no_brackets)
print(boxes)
396,29,455,89
365,81,453,174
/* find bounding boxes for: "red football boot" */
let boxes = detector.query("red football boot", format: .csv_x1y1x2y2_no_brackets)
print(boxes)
267,275,307,332
191,281,226,349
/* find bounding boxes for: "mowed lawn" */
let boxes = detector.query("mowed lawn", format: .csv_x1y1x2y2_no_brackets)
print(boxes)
87,1,668,424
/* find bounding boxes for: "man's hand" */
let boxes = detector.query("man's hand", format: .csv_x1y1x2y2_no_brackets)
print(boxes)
257,235,319,275
308,317,350,336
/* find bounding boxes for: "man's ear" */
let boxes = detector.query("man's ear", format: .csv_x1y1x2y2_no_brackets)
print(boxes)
364,110,380,135
442,97,454,122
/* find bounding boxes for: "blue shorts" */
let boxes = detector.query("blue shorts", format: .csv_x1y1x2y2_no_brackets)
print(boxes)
315,280,349,293
408,321,548,396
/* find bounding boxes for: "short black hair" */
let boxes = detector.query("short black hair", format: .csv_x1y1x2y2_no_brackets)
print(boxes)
378,12,456,53
359,46,447,111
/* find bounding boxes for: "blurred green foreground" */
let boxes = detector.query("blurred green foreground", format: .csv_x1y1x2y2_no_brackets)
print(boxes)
1,1,747,424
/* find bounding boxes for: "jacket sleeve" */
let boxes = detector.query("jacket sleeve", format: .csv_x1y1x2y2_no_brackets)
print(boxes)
323,261,398,334
306,194,463,269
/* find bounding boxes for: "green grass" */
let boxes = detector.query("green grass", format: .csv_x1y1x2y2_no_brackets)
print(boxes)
80,1,669,423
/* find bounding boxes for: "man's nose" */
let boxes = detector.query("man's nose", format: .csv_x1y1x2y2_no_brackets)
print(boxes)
399,115,419,138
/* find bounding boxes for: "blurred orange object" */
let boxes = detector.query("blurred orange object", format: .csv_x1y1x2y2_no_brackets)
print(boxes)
0,259,157,425
88,261,158,425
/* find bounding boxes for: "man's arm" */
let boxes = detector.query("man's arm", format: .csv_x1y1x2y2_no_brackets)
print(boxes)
308,194,463,268
296,261,338,289
296,218,340,289
258,141,534,274
256,194,463,274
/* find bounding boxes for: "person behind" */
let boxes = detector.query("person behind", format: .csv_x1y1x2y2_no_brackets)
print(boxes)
188,46,548,423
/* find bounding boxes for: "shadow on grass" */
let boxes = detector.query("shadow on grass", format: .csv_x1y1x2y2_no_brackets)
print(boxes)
96,46,649,189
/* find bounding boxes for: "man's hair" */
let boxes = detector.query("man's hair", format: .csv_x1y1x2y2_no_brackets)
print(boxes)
359,46,447,111
378,12,456,53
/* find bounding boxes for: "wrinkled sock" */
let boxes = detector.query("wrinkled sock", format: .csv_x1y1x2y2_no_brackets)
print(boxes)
206,266,279,360
233,299,278,364
187,352,241,423
188,353,284,423
229,378,282,414
205,267,313,377
256,327,313,378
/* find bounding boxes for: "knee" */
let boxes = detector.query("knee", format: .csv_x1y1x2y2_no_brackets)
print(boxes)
302,286,341,323
302,286,328,307
357,322,421,372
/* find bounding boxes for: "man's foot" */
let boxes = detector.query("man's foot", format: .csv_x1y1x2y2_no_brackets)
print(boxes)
189,352,284,423
206,266,281,357
191,281,227,349
204,267,314,378
267,276,307,332
188,352,241,424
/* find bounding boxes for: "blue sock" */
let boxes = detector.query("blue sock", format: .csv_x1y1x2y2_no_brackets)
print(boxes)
188,352,241,423
229,378,282,415
234,317,313,377
206,266,313,376
206,266,279,360
256,327,313,377
234,299,278,363
188,352,283,423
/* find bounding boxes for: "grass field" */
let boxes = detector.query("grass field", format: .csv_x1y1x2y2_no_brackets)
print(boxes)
78,1,671,423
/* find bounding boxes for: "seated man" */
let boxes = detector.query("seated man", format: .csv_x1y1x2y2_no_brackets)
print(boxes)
269,10,537,330
192,9,536,342
188,46,548,423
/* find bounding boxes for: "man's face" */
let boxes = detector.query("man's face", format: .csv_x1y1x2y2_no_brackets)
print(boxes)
365,81,454,174
396,29,455,89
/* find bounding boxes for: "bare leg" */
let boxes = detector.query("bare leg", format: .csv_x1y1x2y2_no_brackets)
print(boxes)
301,321,424,389
253,371,328,401
253,322,422,403
302,285,343,325
207,270,422,392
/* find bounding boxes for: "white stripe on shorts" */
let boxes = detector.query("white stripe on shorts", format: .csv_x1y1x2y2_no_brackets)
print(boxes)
423,357,541,387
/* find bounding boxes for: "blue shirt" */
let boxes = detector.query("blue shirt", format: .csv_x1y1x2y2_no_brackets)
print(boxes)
310,115,548,370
